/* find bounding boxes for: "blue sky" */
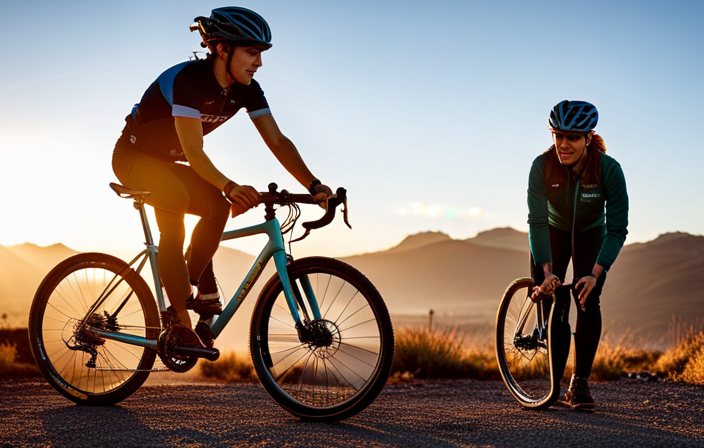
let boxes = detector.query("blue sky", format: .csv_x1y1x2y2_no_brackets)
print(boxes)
1,0,702,258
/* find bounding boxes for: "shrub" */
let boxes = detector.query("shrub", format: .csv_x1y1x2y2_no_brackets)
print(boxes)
656,331,704,384
590,341,661,381
0,342,39,378
199,352,258,383
678,347,704,386
0,343,17,374
391,327,498,380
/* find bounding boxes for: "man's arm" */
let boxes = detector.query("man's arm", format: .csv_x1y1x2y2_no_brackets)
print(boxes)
174,116,231,190
174,116,259,214
252,114,319,190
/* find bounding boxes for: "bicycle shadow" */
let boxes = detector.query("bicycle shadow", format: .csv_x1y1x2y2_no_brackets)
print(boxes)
39,405,166,447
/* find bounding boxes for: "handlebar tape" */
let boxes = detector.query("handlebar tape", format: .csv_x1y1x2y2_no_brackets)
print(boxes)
302,187,347,230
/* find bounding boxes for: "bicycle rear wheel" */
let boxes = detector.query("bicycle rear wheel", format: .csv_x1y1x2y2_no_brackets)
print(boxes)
28,253,160,405
496,277,559,409
250,257,394,422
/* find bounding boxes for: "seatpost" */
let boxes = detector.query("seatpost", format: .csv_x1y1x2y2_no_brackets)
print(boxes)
134,199,155,247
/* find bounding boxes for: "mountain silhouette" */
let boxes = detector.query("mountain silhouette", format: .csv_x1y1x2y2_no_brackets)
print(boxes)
2,229,702,348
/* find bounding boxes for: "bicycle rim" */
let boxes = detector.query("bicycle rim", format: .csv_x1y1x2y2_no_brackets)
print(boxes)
496,278,554,408
29,253,158,404
251,257,394,421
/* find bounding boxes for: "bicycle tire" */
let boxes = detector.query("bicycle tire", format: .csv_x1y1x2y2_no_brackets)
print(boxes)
250,257,394,422
28,253,160,405
495,277,561,409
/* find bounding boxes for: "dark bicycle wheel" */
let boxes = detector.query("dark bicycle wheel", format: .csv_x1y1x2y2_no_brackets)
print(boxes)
495,277,560,409
28,253,160,405
250,257,394,422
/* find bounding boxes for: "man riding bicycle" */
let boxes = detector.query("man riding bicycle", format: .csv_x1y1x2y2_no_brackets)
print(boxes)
112,7,331,349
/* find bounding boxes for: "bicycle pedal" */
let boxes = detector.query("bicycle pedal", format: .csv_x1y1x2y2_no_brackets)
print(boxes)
186,297,223,318
195,321,216,349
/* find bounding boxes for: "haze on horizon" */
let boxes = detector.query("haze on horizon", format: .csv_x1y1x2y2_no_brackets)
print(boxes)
1,1,702,258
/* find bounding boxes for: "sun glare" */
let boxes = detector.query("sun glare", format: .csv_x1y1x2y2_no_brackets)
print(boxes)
396,202,484,220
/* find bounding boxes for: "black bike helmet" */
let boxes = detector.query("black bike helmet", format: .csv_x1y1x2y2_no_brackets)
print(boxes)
191,7,272,50
548,100,598,133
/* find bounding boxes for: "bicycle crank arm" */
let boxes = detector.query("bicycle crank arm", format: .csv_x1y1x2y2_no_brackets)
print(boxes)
172,345,220,362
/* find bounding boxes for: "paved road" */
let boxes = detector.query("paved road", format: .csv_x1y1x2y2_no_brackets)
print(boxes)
1,379,703,447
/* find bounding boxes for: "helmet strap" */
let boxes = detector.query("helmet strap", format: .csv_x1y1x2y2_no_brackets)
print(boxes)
214,41,237,88
221,43,237,87
226,45,236,84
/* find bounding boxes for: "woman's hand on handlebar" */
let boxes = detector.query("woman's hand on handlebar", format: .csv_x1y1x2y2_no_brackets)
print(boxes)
228,185,260,218
531,274,561,302
575,275,598,311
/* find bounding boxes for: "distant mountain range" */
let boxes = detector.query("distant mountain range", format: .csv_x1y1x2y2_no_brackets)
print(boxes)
2,228,702,348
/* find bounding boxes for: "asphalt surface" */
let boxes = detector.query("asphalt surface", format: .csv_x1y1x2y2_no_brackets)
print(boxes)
1,379,703,447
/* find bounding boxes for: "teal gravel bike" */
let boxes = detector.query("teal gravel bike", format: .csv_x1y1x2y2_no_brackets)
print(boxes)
28,182,395,422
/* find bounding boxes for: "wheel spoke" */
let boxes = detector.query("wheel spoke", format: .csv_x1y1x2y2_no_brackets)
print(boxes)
31,255,158,403
252,259,393,418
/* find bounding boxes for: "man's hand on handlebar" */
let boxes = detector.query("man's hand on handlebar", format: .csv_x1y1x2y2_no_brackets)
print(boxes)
311,183,333,209
228,185,260,218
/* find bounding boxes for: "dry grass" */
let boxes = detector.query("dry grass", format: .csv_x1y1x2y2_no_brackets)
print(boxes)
392,325,704,386
0,343,17,372
589,339,662,381
0,342,38,378
656,331,704,385
198,351,258,383
392,327,498,380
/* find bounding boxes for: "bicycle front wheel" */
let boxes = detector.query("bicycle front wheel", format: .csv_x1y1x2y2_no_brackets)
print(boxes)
28,253,160,405
496,277,558,409
250,257,394,422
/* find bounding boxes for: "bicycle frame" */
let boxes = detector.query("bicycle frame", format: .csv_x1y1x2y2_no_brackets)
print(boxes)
513,299,547,345
93,202,322,351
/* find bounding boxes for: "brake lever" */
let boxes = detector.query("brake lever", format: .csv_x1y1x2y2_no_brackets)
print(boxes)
289,188,350,243
301,187,347,231
342,197,352,229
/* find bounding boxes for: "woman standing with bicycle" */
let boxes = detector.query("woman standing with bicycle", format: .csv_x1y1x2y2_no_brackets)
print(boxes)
527,100,629,411
112,7,331,347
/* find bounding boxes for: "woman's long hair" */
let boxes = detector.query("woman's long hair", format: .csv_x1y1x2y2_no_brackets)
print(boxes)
543,133,607,187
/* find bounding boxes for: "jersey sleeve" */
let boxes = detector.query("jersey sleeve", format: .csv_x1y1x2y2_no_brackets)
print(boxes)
168,62,202,120
596,159,629,270
527,155,552,266
245,80,271,119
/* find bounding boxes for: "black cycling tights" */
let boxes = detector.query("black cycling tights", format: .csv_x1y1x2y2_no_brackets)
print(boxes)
532,225,606,379
113,144,230,326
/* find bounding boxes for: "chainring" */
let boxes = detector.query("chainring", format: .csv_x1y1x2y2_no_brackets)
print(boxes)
157,324,199,373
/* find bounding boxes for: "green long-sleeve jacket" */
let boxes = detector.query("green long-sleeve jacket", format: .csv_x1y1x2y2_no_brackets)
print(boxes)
527,149,629,271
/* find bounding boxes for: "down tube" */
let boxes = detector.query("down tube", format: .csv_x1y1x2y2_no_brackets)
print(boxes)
209,219,303,338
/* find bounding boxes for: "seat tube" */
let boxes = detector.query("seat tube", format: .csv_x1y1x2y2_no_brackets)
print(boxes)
137,202,165,310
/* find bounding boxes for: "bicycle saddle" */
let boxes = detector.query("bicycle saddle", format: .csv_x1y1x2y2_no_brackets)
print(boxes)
109,182,151,200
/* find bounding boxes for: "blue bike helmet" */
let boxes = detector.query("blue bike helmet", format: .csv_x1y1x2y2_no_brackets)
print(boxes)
548,100,598,133
191,7,272,49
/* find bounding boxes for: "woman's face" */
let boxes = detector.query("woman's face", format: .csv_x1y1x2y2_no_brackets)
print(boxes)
552,131,591,165
227,46,263,85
